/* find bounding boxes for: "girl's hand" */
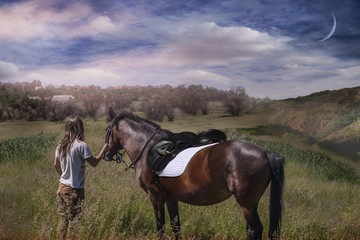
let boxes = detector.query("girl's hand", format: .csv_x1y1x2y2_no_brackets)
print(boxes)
101,143,110,154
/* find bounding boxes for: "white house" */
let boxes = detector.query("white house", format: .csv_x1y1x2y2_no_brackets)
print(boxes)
51,95,75,102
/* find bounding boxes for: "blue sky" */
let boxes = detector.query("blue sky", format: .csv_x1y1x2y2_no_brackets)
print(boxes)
0,0,359,99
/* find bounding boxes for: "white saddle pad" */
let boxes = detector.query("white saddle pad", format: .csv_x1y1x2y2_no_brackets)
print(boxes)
158,143,217,177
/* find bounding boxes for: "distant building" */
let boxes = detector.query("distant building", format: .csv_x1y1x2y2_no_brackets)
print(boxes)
29,96,42,101
51,95,74,102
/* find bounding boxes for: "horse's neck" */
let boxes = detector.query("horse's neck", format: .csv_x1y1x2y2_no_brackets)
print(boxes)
123,130,146,161
123,126,168,162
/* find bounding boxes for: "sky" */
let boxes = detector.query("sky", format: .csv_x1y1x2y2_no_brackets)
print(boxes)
0,0,359,99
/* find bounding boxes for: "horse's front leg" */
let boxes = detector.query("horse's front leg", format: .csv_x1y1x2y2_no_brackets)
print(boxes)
150,193,166,238
166,200,181,240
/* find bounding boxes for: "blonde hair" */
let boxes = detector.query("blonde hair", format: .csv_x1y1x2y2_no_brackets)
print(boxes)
58,116,85,159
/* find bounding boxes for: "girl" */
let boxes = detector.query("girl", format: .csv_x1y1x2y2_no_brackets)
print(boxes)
54,116,109,239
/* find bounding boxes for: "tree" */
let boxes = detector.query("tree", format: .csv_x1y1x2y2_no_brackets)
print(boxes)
176,85,199,115
224,86,249,116
47,100,78,121
141,95,166,121
78,86,105,119
105,89,133,111
18,96,38,121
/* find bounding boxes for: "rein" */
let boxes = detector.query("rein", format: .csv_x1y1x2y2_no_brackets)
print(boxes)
124,128,159,170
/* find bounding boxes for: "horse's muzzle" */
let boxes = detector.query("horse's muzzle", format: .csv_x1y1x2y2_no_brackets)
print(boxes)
104,150,125,164
104,151,116,161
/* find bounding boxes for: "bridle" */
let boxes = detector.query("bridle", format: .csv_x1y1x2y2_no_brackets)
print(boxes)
104,120,127,166
104,119,159,171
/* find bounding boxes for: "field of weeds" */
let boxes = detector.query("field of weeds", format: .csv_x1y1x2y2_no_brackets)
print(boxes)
0,113,359,239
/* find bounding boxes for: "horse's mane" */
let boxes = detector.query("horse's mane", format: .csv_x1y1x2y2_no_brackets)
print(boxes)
113,109,162,132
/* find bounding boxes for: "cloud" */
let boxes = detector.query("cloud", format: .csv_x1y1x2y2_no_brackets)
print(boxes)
176,69,231,86
158,22,290,66
237,53,360,99
89,16,117,32
0,0,119,42
93,21,290,70
0,61,19,79
25,67,123,87
16,18,357,99
336,65,360,78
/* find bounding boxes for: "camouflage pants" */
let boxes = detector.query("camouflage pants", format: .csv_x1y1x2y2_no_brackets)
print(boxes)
56,183,84,240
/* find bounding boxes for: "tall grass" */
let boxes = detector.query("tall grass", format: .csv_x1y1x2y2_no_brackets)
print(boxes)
0,133,56,163
0,118,359,239
0,132,58,239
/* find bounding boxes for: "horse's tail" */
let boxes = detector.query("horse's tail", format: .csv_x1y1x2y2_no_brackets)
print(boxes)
266,151,285,240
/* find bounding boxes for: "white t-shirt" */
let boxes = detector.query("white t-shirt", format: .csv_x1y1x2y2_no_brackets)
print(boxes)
55,140,93,188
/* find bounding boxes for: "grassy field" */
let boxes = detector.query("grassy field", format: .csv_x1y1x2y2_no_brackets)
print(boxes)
0,120,62,141
0,110,359,239
269,87,360,161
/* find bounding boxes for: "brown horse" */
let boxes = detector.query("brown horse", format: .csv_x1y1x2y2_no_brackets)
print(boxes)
105,108,285,240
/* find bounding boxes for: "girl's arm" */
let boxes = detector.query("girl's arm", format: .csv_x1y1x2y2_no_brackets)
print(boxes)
85,143,109,167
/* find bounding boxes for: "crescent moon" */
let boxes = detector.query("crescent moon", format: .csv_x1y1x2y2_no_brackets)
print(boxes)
319,12,336,42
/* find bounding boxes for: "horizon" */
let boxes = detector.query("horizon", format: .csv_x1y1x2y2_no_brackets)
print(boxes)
4,79,359,101
1,0,360,99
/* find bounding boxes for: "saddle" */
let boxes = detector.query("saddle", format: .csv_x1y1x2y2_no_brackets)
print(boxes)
147,129,226,181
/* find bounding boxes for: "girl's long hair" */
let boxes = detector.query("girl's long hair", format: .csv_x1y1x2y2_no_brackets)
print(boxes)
58,116,85,159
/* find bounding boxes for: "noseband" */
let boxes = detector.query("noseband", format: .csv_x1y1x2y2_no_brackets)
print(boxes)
105,119,159,170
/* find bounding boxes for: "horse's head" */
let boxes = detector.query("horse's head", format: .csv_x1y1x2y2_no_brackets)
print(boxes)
104,107,167,169
104,107,124,162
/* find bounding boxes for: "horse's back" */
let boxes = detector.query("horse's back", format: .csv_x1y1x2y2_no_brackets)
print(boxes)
206,140,270,172
160,140,271,205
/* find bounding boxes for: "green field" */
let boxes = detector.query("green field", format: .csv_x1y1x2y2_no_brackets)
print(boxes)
0,110,359,239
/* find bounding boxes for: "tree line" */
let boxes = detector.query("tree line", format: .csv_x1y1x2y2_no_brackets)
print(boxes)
0,80,271,122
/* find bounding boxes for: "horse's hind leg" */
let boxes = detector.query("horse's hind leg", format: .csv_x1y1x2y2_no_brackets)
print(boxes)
231,181,266,239
166,200,181,240
241,206,263,240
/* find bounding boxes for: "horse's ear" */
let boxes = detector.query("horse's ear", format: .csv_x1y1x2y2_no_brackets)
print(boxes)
108,107,115,120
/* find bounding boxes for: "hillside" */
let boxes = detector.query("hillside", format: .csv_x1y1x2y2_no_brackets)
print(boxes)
269,86,360,160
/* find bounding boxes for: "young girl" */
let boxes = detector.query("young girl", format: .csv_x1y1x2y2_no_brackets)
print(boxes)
54,116,109,239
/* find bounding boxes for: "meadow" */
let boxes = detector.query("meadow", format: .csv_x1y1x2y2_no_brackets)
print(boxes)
0,109,359,240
